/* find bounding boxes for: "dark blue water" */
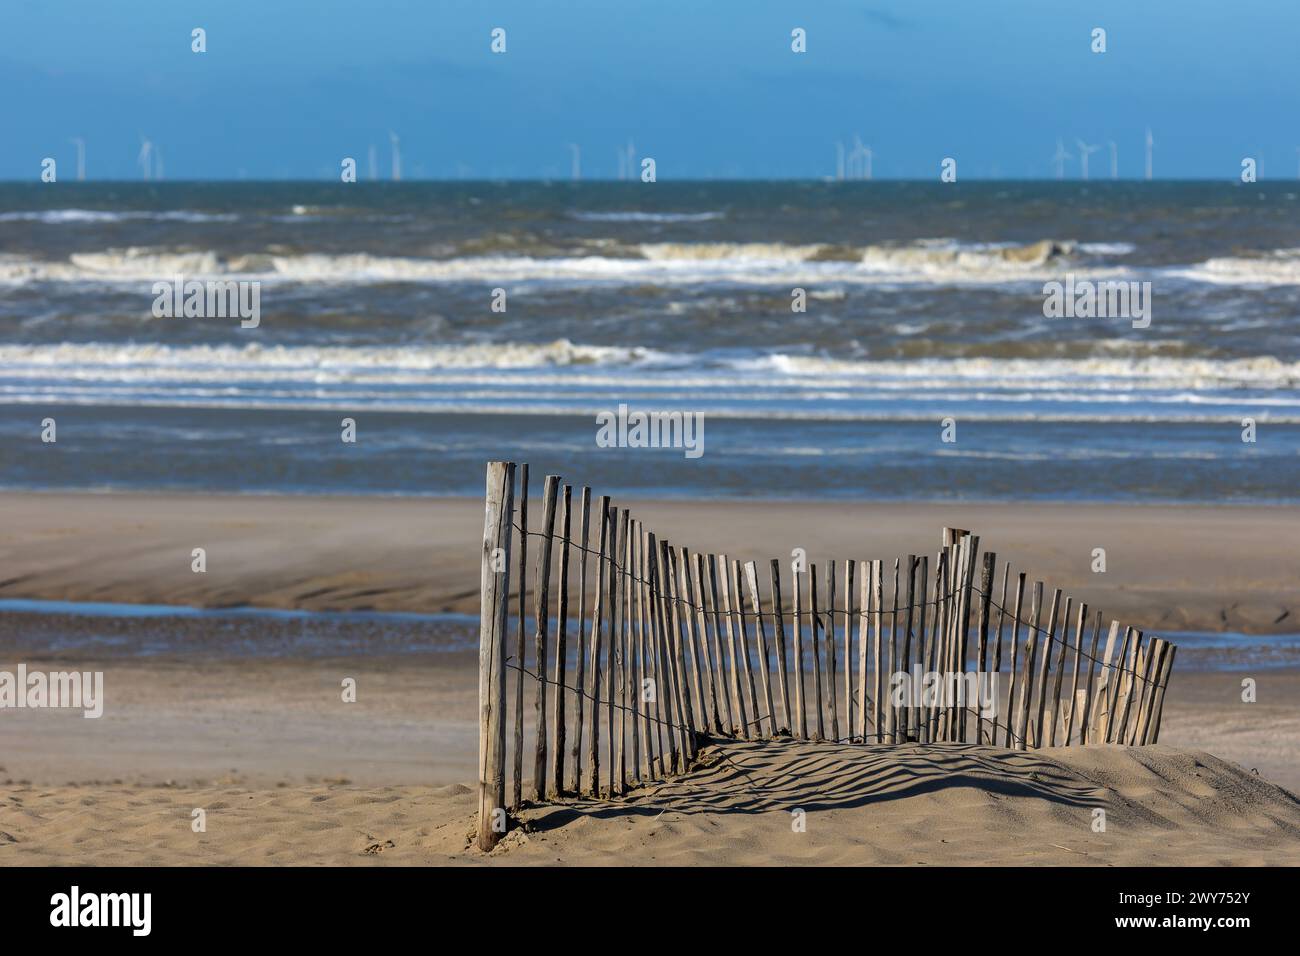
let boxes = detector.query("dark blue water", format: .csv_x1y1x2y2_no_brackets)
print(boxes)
3,181,1298,500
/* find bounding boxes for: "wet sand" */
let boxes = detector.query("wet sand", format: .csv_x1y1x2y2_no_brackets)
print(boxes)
2,491,1297,632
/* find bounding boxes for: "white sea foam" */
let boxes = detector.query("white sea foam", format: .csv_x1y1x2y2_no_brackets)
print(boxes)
3,343,1297,421
2,239,1297,289
1167,249,1300,285
568,210,725,222
0,246,1126,288
0,209,238,224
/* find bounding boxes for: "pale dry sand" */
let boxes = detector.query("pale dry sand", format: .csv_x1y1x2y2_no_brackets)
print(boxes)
3,742,1298,866
1,652,1297,865
2,491,1297,632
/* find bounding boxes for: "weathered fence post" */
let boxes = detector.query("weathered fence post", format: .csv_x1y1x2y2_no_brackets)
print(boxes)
569,488,592,793
532,475,561,800
512,464,528,808
551,484,572,795
771,559,793,735
478,461,515,851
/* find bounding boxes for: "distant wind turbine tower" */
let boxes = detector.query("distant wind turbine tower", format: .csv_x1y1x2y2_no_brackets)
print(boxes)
1076,140,1101,180
847,136,872,180
835,142,845,181
568,144,581,181
70,138,85,181
1050,138,1072,180
137,137,153,181
389,132,401,181
368,144,377,181
625,140,635,179
1145,128,1154,180
1108,141,1118,180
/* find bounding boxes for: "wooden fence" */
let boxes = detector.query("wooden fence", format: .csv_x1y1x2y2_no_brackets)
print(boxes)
476,461,1178,850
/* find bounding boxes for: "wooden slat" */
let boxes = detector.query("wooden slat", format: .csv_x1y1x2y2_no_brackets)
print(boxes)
477,461,514,851
870,559,884,742
1148,643,1177,744
975,552,995,745
569,488,592,793
733,558,761,738
925,550,947,743
586,499,610,794
745,561,778,736
825,560,840,742
708,555,736,735
1077,611,1103,745
629,523,646,782
550,484,572,794
914,554,930,744
937,542,958,741
1134,638,1165,745
1031,587,1062,748
1014,581,1043,751
1102,626,1133,743
666,543,697,761
857,560,870,742
1062,601,1087,746
843,559,856,743
719,553,749,739
644,529,667,776
651,534,681,770
512,464,529,808
771,559,793,735
792,560,808,739
809,563,826,741
1091,621,1122,743
531,475,561,801
603,509,621,795
899,555,916,743
887,557,900,743
955,536,979,742
1002,572,1026,748
1116,631,1144,745
1046,596,1072,748
696,554,723,733
612,508,630,794
678,548,709,736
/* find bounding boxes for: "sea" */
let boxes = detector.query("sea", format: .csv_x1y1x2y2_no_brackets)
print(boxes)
2,180,1297,501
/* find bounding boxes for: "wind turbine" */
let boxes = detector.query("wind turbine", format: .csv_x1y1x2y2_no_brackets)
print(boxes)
367,144,377,181
835,141,845,181
1144,128,1154,180
1050,138,1072,179
568,143,581,181
389,131,402,181
69,138,86,181
624,140,635,180
1108,141,1118,180
848,136,873,180
137,137,153,180
1076,140,1101,180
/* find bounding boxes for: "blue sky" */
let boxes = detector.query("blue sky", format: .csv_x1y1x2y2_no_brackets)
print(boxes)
5,0,1298,180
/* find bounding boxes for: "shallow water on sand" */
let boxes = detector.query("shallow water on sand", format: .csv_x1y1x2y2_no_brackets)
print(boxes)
1,600,1296,670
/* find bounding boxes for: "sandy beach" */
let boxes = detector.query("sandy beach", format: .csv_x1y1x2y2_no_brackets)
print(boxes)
1,648,1297,865
2,490,1297,866
2,491,1297,632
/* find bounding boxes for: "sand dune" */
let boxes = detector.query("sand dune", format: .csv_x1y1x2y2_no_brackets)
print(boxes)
5,741,1298,866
